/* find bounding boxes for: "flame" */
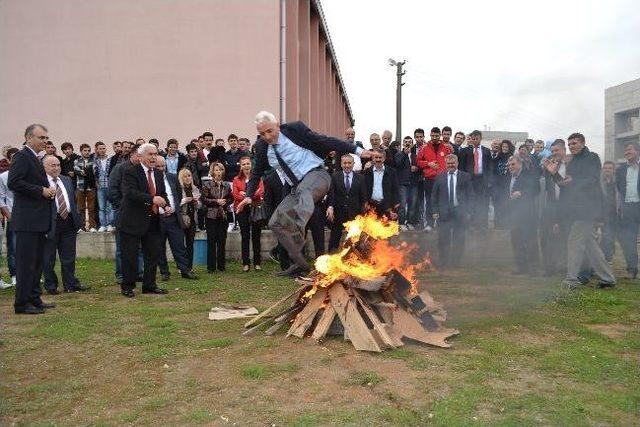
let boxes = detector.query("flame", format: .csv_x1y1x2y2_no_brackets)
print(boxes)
305,211,430,298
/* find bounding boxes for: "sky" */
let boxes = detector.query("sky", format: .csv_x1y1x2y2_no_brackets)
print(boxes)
321,0,640,155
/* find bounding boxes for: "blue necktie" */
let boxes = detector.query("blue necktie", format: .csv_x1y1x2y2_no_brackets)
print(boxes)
345,174,351,192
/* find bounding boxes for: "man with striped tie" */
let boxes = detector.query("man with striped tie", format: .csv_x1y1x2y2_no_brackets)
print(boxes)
42,155,88,294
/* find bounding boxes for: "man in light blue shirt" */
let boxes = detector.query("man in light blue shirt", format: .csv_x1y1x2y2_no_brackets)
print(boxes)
238,111,372,277
615,141,640,279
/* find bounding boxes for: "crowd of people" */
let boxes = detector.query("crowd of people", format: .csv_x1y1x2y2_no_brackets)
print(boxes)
2,116,638,313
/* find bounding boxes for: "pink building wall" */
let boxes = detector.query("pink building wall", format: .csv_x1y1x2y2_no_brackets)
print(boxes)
0,0,280,149
0,0,352,150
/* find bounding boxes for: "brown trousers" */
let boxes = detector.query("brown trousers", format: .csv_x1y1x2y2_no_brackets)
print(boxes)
76,189,97,230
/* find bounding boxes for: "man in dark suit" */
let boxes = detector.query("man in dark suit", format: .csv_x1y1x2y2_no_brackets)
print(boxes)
154,156,198,280
263,169,290,271
505,155,540,275
237,111,372,277
458,130,493,232
326,154,368,251
117,143,170,297
615,141,640,279
362,149,400,219
42,155,89,294
431,154,472,268
7,124,56,314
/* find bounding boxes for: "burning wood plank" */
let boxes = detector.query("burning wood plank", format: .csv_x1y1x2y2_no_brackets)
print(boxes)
244,211,458,352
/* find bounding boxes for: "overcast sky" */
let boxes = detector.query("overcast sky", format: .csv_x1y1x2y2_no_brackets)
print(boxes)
321,0,640,154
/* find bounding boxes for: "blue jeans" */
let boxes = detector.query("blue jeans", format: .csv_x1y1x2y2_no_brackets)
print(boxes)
398,184,410,225
97,187,114,227
5,220,16,277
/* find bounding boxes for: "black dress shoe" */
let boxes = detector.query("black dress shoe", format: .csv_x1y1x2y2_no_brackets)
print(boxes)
276,263,309,278
121,289,135,298
35,301,56,309
597,282,616,289
161,273,170,281
135,276,144,282
15,305,45,314
142,288,168,294
180,271,198,280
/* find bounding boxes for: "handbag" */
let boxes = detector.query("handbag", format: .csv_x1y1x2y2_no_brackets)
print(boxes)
181,213,192,229
250,203,268,225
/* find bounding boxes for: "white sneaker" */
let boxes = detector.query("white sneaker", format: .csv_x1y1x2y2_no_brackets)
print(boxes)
227,224,235,232
89,228,98,233
107,225,115,232
425,225,433,232
98,226,107,232
400,225,408,231
11,276,16,285
406,224,415,231
0,279,12,290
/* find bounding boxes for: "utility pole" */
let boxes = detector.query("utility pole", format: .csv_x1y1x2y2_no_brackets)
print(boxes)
389,59,406,142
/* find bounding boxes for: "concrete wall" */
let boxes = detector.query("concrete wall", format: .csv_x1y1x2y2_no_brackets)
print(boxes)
605,78,640,162
0,0,280,148
75,229,515,267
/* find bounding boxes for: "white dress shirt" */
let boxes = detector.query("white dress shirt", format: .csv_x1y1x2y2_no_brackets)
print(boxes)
371,166,385,201
447,170,459,207
160,175,175,214
0,171,14,213
140,163,156,190
474,146,483,175
626,162,640,203
48,175,71,212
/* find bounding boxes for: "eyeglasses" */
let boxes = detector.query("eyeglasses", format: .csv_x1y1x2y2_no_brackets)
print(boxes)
36,136,49,141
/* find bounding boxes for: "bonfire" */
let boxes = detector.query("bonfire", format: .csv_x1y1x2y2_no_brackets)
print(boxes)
244,212,458,352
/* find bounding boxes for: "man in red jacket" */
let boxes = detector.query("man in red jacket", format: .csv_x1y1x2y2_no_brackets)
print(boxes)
416,127,452,230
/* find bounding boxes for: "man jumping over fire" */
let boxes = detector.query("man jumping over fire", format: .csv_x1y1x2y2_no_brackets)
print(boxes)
236,111,372,278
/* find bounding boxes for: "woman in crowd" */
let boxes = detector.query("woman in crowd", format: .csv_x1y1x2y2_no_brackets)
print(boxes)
233,156,264,272
178,168,200,271
492,140,515,228
201,162,233,273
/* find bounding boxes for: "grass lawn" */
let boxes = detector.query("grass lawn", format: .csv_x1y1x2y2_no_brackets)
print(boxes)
1,255,639,426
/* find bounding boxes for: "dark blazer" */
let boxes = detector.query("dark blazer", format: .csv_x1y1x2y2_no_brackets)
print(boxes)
505,170,540,229
47,174,83,238
162,173,186,229
327,170,368,223
362,166,400,213
458,145,493,182
117,164,168,236
431,170,472,221
615,162,640,202
263,171,288,219
246,121,360,197
7,147,52,232
108,160,132,210
542,169,567,224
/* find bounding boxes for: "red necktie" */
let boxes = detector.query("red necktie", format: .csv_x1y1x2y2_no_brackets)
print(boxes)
147,169,158,214
473,147,480,174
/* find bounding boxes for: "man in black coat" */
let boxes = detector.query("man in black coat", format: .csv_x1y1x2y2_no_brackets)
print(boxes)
117,143,170,297
237,111,372,277
263,170,291,271
615,141,640,279
362,149,400,219
546,133,615,289
154,156,198,280
326,154,368,251
7,124,56,314
42,155,89,294
431,154,472,268
458,130,493,231
505,155,540,275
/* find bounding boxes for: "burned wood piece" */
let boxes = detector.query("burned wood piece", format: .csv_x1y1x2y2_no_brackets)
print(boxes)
345,276,387,292
244,283,309,328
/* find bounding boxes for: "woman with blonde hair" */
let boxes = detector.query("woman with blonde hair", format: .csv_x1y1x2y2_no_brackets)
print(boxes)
201,162,233,273
178,168,200,271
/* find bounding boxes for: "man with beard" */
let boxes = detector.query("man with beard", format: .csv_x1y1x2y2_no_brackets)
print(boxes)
417,127,452,231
